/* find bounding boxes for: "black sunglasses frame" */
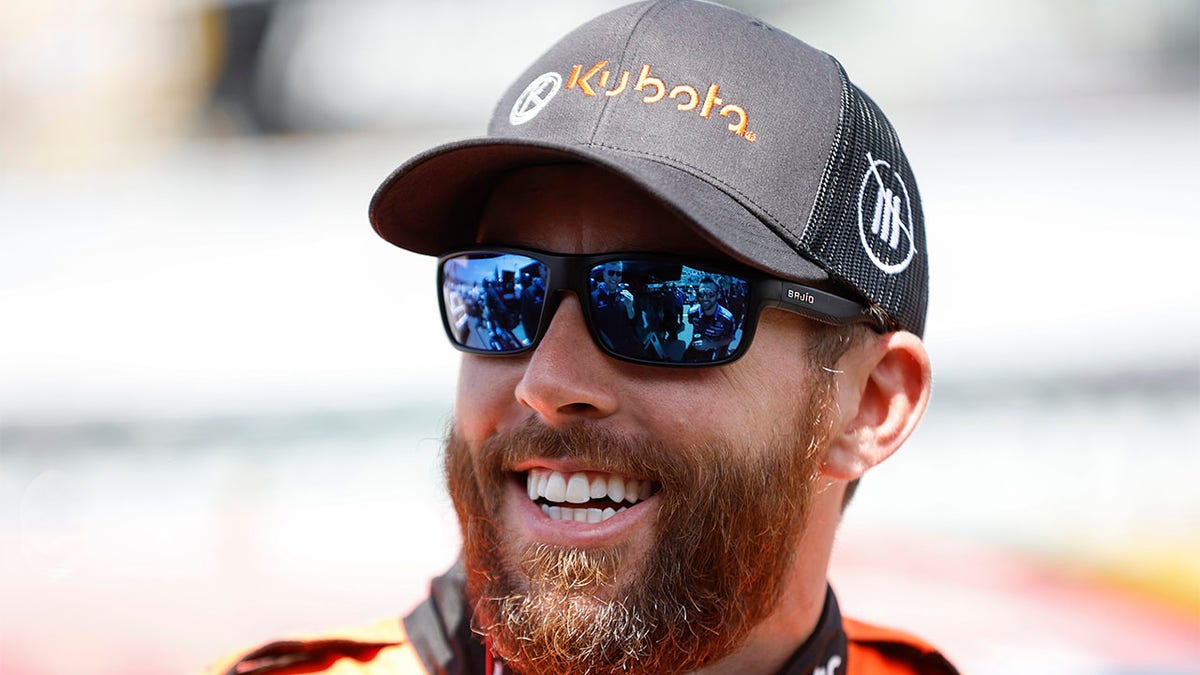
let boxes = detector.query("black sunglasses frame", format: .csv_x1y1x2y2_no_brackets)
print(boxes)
437,246,886,368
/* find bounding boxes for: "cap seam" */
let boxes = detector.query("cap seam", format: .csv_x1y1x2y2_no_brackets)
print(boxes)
587,0,679,145
798,55,853,284
801,54,849,248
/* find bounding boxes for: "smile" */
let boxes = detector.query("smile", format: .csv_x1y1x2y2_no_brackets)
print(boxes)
525,469,659,523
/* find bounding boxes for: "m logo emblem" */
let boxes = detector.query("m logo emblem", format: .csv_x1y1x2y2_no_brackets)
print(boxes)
856,152,915,274
509,72,562,126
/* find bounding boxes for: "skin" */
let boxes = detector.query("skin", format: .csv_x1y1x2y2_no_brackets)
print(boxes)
453,164,932,674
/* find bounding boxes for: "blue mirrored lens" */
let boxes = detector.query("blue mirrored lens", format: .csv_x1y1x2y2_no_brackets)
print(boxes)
441,253,547,352
587,260,750,363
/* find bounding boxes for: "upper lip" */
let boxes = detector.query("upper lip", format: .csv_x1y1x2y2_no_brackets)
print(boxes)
511,458,651,481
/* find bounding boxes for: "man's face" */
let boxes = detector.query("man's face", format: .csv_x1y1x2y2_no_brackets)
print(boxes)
601,262,622,291
446,166,836,675
698,282,718,314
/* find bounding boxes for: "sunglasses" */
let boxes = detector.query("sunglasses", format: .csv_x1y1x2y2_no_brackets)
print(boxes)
438,246,883,367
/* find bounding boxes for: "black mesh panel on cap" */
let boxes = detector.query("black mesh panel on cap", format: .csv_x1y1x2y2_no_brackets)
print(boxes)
801,59,927,337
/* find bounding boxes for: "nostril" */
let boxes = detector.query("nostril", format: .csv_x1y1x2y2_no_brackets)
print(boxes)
559,402,599,416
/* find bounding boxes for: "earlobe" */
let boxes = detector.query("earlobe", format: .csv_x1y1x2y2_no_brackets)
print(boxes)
821,332,931,481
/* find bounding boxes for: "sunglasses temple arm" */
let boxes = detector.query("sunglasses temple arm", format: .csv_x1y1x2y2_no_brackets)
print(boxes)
760,280,884,329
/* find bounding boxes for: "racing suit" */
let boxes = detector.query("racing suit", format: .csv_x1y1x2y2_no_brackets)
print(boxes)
207,564,959,675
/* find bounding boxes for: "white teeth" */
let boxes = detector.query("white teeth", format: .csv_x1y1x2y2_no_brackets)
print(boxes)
526,469,657,512
607,474,625,503
565,473,591,504
589,475,607,499
545,472,567,502
540,505,628,523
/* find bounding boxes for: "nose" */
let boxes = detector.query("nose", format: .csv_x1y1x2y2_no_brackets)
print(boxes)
514,294,620,424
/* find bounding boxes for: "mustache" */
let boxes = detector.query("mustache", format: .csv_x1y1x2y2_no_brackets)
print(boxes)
473,418,693,485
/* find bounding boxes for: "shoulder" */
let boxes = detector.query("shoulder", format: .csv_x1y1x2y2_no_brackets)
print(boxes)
716,305,734,321
203,617,429,675
844,617,960,675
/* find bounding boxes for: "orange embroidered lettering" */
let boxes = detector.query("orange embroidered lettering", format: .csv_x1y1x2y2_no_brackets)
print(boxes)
669,85,698,111
635,65,665,103
565,59,756,142
699,84,723,119
719,104,748,136
566,61,608,97
605,71,630,97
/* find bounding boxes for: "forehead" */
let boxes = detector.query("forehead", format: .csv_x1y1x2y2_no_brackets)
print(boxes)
476,165,722,257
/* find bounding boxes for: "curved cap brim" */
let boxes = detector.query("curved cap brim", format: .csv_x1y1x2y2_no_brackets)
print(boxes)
368,137,830,284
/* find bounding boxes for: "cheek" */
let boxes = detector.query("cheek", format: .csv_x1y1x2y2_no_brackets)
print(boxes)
623,367,787,445
454,355,524,442
719,314,820,422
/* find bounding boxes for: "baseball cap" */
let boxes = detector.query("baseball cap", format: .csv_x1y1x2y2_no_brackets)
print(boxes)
369,0,928,336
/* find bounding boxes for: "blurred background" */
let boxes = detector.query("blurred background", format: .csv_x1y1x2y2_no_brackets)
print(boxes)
1,0,1197,673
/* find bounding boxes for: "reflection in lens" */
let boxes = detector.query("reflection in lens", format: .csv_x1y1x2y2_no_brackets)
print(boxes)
441,253,547,353
587,260,750,364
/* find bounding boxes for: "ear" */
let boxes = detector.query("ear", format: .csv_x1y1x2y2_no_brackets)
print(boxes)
821,331,932,481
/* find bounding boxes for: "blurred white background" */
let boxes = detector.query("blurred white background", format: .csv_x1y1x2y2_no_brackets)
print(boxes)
1,1,1197,674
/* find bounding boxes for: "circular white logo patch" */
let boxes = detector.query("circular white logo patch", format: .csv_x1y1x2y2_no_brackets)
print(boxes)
856,152,915,274
509,72,562,126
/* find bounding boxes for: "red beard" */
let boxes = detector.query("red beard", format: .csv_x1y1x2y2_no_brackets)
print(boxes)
444,382,832,675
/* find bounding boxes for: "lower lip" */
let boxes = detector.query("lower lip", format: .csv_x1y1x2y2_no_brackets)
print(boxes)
509,478,659,548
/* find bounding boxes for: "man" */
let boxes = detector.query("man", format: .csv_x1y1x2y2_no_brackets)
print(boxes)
685,276,737,362
209,1,955,673
590,260,640,355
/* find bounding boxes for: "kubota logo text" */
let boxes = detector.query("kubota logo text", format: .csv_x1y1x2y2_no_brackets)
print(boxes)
567,61,755,141
509,60,756,141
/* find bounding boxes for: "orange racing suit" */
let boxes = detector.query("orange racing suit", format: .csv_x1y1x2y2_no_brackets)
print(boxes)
207,565,959,675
